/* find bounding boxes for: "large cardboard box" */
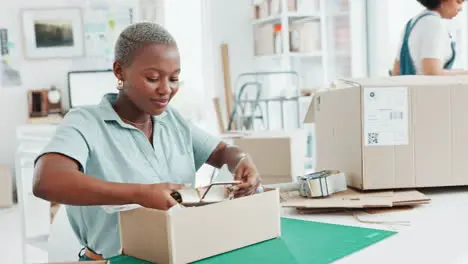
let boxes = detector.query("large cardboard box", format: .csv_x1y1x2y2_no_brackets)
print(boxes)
222,130,307,184
253,25,274,56
0,165,13,208
119,190,281,264
305,76,468,190
119,189,281,264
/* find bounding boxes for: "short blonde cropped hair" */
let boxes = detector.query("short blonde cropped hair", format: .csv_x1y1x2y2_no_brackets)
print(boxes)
114,22,177,66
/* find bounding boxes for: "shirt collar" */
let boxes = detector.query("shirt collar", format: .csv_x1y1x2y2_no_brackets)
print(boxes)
98,93,168,126
423,10,441,18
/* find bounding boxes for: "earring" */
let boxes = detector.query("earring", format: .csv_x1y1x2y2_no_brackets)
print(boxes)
117,79,124,90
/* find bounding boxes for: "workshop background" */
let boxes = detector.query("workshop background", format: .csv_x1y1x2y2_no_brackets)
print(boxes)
1,0,468,264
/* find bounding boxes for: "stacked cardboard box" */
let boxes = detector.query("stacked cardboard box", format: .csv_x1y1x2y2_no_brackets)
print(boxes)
253,25,275,55
305,76,468,190
222,129,307,184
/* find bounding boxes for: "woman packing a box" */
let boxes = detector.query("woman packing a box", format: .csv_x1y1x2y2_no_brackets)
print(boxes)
32,22,261,261
391,0,467,76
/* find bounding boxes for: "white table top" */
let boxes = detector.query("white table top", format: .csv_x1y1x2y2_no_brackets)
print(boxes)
282,187,468,264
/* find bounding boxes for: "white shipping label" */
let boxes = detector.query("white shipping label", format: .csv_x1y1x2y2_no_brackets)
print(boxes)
363,87,409,146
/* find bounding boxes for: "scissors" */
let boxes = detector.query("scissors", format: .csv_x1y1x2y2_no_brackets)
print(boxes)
170,181,242,205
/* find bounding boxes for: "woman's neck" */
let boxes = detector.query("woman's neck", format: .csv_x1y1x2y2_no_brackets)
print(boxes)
113,92,151,124
432,7,446,18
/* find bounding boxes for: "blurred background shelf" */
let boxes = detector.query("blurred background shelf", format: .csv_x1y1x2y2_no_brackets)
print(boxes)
252,12,321,26
254,51,322,60
251,0,368,92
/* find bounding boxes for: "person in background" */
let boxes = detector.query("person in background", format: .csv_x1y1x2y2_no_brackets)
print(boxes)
392,0,467,75
32,22,261,261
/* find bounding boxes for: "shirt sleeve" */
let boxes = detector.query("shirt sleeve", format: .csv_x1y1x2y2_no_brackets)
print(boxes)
190,122,222,171
35,109,95,172
417,16,447,60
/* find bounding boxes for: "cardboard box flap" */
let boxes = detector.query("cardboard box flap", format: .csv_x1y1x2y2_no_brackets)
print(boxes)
334,75,468,87
303,94,316,123
391,190,431,205
303,82,360,124
303,91,341,124
280,189,430,209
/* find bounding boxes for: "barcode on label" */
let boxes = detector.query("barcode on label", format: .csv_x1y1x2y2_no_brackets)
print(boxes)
389,111,403,120
367,132,379,145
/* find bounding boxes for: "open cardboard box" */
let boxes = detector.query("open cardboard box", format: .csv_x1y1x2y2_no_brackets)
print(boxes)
118,188,281,264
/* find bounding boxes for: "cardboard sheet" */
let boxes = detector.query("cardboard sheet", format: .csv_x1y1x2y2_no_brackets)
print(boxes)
107,218,396,264
280,188,430,209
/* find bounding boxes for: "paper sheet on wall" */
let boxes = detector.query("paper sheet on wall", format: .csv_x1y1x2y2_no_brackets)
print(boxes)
0,28,22,88
363,87,409,146
108,7,134,58
80,6,134,68
84,8,110,58
139,0,162,22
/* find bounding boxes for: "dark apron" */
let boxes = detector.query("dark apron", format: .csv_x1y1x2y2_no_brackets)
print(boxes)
399,12,456,75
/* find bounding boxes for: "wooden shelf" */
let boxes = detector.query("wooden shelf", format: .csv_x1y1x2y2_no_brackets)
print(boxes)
252,12,320,26
334,11,349,17
290,52,322,58
250,0,362,95
254,52,322,60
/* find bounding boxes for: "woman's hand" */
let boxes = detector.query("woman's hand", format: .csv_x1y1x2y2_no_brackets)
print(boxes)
206,142,261,197
232,155,261,197
135,183,184,210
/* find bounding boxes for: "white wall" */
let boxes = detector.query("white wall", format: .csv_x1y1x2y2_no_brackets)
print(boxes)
202,0,306,131
367,0,468,76
386,1,425,68
0,0,248,165
0,0,80,166
0,0,148,166
367,0,423,76
1,0,246,166
162,0,218,132
202,0,255,130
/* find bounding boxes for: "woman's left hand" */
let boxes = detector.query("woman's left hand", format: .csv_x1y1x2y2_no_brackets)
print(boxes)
232,155,261,197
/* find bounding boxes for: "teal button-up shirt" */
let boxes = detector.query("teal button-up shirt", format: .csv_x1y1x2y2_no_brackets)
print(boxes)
37,93,221,258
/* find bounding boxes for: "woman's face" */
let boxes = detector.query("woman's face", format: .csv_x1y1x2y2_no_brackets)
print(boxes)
115,43,181,116
441,0,464,19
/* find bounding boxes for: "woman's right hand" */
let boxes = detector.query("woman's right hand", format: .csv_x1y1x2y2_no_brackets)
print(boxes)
136,183,185,210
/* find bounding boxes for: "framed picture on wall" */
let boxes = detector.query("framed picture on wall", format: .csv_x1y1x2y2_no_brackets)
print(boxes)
20,8,84,60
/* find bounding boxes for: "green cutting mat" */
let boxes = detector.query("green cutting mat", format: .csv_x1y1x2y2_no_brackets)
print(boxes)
108,217,396,264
